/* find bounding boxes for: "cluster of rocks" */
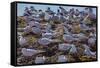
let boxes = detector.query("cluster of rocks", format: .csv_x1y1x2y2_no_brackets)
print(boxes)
17,6,97,65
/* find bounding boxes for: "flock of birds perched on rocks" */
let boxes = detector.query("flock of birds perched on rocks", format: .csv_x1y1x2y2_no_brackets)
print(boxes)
17,6,97,65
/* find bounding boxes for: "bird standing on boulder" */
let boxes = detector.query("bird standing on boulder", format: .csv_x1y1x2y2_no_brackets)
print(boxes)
88,32,96,46
19,35,28,46
57,55,67,62
21,48,45,57
38,38,52,46
35,56,46,64
82,44,96,56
